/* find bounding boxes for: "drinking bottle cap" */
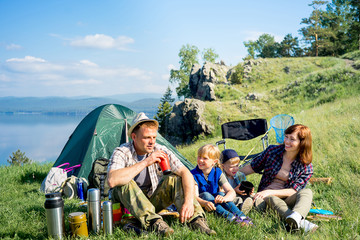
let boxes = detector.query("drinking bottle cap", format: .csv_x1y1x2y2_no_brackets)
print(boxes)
87,188,100,201
103,201,112,211
45,192,62,200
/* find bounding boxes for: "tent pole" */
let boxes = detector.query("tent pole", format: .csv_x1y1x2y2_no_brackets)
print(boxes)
125,119,128,143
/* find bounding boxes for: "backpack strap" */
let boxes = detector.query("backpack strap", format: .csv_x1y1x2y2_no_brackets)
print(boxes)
56,162,70,168
64,164,81,173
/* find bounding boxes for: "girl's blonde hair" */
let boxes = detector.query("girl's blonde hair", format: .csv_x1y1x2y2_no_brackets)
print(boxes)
198,144,221,166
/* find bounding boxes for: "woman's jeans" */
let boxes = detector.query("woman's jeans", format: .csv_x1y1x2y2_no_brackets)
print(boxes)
199,192,245,221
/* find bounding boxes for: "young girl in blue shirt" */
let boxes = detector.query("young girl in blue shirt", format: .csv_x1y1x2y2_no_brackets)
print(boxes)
191,144,252,226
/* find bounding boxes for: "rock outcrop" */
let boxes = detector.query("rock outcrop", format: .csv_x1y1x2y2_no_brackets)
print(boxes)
189,62,232,101
164,60,264,145
243,58,264,79
165,98,214,145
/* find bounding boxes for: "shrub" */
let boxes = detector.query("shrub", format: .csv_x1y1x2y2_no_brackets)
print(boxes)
341,50,360,60
7,149,32,166
230,63,244,84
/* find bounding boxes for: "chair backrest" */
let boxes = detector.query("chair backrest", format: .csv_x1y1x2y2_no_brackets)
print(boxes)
269,114,294,144
221,118,268,141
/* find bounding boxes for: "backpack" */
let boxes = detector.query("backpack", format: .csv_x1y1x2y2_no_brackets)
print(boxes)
61,175,89,199
88,157,110,199
40,163,81,193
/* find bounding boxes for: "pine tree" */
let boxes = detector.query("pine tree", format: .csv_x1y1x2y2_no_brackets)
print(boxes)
243,34,280,58
299,1,335,56
349,0,360,50
278,34,303,57
321,0,352,55
7,149,32,166
154,87,175,135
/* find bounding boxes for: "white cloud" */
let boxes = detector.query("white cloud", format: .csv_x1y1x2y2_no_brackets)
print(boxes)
79,60,98,67
7,56,46,63
5,56,64,73
70,34,134,50
1,56,160,96
6,43,22,50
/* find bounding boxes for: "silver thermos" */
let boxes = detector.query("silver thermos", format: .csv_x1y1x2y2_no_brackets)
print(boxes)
44,192,65,239
87,188,101,233
103,201,113,235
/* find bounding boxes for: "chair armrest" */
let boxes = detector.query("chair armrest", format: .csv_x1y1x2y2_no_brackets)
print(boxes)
216,140,225,146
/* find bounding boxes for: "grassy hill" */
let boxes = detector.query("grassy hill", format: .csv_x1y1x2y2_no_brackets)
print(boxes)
0,55,359,239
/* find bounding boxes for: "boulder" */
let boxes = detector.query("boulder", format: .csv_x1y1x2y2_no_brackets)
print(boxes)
189,62,231,101
165,98,214,145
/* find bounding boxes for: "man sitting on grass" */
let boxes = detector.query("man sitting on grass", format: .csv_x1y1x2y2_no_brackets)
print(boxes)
107,112,216,236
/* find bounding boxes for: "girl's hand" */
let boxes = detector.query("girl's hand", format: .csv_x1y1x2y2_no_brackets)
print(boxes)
235,184,246,196
204,201,216,212
214,195,225,204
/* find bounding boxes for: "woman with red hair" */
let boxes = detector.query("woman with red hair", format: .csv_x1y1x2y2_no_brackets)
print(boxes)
240,124,318,233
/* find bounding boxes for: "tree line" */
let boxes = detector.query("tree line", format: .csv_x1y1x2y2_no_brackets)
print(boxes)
245,0,360,58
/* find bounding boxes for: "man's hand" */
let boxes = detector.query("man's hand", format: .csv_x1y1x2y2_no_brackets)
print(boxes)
144,150,164,167
179,200,194,223
203,201,216,212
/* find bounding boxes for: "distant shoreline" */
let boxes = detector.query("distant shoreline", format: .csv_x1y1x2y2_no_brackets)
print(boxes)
0,111,88,116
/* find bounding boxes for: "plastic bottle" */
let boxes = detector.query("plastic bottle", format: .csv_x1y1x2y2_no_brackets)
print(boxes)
77,179,84,201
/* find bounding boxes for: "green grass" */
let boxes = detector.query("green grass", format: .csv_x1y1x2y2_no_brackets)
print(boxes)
1,96,359,239
1,55,360,239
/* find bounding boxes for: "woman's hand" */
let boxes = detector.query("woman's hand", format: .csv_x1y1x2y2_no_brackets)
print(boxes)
204,201,216,212
253,190,272,201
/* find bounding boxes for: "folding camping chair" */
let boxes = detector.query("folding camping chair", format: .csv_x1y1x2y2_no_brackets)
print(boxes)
269,114,295,144
216,118,269,163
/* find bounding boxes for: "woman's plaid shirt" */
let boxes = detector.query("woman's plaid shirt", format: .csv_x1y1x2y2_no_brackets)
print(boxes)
250,145,313,192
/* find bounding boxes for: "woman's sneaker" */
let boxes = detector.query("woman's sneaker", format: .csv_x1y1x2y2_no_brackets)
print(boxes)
299,219,318,233
285,211,302,230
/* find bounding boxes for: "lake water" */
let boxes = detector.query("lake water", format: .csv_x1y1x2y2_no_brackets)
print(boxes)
0,114,84,166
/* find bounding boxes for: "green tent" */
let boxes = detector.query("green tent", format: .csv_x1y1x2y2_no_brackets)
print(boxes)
53,104,194,180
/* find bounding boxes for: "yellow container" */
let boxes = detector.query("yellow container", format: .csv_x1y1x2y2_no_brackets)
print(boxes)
68,212,88,237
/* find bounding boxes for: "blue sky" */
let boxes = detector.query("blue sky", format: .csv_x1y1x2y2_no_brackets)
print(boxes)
0,0,314,97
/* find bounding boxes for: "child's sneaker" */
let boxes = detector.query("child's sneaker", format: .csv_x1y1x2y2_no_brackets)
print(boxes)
233,216,253,227
241,197,254,215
